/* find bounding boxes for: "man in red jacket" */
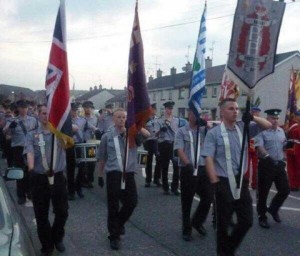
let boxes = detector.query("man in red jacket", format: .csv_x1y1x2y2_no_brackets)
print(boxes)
286,111,300,191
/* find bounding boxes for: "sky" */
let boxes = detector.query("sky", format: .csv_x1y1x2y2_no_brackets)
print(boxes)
0,0,300,92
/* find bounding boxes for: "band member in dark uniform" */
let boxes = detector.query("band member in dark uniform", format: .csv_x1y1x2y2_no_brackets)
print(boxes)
24,105,68,256
255,109,290,229
97,108,149,250
202,98,271,256
157,101,181,195
143,103,161,187
3,99,38,204
175,108,213,241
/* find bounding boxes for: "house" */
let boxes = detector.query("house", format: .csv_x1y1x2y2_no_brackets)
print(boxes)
146,51,300,124
75,85,123,110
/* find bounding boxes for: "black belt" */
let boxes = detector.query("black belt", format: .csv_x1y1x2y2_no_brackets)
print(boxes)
159,141,173,144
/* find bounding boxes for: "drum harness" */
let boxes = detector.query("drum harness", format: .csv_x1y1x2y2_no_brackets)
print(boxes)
38,133,54,185
220,122,247,200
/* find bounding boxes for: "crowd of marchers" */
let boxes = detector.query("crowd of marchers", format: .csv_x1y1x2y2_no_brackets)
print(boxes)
0,98,300,256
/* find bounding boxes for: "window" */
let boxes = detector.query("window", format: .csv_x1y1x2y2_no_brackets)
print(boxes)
212,86,218,98
202,87,207,98
168,90,172,100
178,108,186,118
160,90,165,100
152,92,156,101
178,88,185,99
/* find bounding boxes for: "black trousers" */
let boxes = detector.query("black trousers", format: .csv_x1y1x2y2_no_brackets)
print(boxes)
158,142,179,192
66,147,76,194
257,159,290,220
215,177,253,255
143,140,161,183
85,162,96,183
12,146,30,199
32,172,68,252
106,171,138,240
180,166,213,235
3,138,13,167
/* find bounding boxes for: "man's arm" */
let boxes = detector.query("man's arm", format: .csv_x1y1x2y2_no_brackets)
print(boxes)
98,160,105,177
27,152,34,171
253,116,272,130
177,149,190,166
205,156,219,184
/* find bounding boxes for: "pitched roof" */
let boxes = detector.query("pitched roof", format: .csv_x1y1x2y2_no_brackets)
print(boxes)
75,88,123,101
274,50,299,65
106,91,126,103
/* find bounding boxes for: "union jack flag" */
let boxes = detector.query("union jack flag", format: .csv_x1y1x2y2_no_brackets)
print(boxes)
46,0,73,148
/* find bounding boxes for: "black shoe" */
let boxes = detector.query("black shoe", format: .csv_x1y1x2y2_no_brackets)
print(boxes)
182,233,192,241
55,242,66,252
76,190,84,198
68,193,75,201
110,239,120,250
259,219,270,229
153,180,162,187
40,246,54,256
18,197,26,205
290,188,299,191
163,190,170,195
145,182,151,188
268,209,281,223
192,224,207,236
171,190,180,196
87,182,94,188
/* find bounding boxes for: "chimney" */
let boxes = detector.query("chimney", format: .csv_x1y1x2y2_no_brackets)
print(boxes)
89,87,92,91
205,56,213,69
157,69,162,78
94,85,97,91
170,67,176,76
99,84,103,90
182,62,192,73
148,75,154,82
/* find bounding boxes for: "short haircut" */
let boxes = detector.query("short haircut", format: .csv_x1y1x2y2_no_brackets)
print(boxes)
219,98,236,108
113,108,126,116
38,104,47,114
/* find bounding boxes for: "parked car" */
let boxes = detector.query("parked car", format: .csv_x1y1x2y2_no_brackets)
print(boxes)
0,168,36,256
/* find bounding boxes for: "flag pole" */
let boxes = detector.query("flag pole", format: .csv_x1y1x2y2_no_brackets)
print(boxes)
194,125,200,171
236,95,251,189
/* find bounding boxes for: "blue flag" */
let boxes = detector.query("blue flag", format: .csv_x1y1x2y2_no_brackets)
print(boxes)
189,3,206,121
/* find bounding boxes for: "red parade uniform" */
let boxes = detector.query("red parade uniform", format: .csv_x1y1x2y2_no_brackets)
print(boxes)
287,123,300,190
245,138,258,189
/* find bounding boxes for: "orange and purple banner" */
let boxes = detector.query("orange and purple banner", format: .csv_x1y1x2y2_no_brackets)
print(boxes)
126,2,152,147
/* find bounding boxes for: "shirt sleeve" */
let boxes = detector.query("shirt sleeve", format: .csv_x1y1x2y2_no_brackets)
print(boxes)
201,129,216,157
97,133,108,161
174,128,184,150
23,133,34,155
254,132,264,148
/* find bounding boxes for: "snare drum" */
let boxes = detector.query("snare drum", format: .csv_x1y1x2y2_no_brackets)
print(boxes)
137,150,148,168
75,142,99,163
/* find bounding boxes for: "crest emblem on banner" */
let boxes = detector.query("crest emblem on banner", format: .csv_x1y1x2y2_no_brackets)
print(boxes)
227,0,285,89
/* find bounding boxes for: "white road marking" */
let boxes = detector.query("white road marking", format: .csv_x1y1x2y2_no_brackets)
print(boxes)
270,189,300,201
143,167,300,212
